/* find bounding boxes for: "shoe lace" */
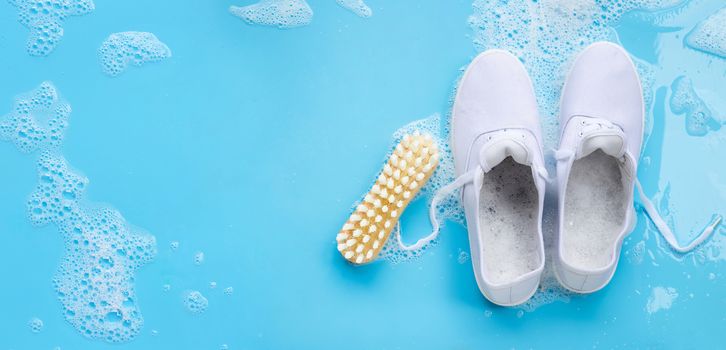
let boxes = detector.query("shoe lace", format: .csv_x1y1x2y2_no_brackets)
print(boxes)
397,162,549,251
555,146,722,254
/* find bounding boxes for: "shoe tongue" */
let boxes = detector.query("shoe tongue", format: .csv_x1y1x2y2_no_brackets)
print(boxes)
577,133,625,159
478,135,531,172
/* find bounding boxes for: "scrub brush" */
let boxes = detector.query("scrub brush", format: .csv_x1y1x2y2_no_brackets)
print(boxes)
336,132,440,264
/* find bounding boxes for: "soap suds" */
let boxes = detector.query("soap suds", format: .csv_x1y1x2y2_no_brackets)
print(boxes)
183,291,209,314
646,286,678,314
478,158,541,285
230,0,313,29
563,150,627,270
685,6,726,59
0,81,70,153
336,0,372,18
28,317,44,333
1,83,156,343
669,76,722,136
9,0,95,56
99,32,172,77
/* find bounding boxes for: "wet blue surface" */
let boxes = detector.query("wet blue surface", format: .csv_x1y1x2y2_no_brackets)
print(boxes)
0,0,724,349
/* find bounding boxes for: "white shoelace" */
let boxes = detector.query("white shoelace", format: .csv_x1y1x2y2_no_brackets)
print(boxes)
396,164,550,251
401,143,721,254
555,148,721,253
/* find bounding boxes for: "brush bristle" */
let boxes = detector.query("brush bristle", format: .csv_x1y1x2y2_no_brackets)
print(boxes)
336,133,439,265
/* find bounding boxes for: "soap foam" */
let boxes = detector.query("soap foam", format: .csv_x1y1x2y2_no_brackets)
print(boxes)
685,7,726,59
98,32,172,77
183,290,209,314
336,0,372,18
646,286,678,314
229,0,313,29
479,158,541,284
2,83,157,343
0,81,71,153
28,317,44,333
562,150,628,270
669,75,722,136
9,0,95,56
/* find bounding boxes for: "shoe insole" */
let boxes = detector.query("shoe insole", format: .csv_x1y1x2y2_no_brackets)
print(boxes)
479,157,541,285
563,150,627,270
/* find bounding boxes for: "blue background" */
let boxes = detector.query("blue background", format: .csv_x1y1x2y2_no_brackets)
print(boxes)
0,0,723,349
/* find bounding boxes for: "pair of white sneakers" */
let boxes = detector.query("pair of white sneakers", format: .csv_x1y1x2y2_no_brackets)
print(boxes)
439,42,644,306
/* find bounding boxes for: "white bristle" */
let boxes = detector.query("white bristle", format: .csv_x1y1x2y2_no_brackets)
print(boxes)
350,214,361,222
372,184,381,194
346,239,357,247
415,173,424,181
373,199,382,208
378,231,385,239
384,220,391,228
374,215,382,223
355,255,363,264
343,223,353,230
378,174,387,184
364,194,374,203
373,240,380,249
366,250,373,259
395,144,404,154
407,167,417,176
336,233,348,241
391,154,398,166
380,188,389,198
388,194,395,203
396,200,403,208
386,178,394,189
363,235,371,243
399,159,407,170
415,157,423,167
403,191,411,199
394,185,402,194
391,210,398,218
360,219,369,227
357,204,368,212
353,229,362,237
409,181,418,190
337,244,346,252
384,164,393,176
393,169,401,179
381,205,389,213
345,251,354,259
421,147,429,155
368,225,377,233
356,244,364,253
401,176,410,185
366,210,375,218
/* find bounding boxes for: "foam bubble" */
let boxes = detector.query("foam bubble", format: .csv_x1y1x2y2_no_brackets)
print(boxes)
646,286,678,314
170,241,180,251
2,83,157,343
336,0,372,18
9,0,95,56
98,32,172,77
229,0,313,29
183,291,209,314
685,7,726,59
193,251,205,265
28,317,44,333
669,76,722,136
0,82,71,153
224,287,234,296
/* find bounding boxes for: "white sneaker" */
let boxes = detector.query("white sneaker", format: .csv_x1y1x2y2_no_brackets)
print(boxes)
431,50,547,306
554,42,644,293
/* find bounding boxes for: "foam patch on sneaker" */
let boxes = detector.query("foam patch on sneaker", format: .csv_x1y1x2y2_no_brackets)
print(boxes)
9,0,95,56
1,83,157,343
685,7,726,59
469,0,681,148
99,32,172,77
478,158,541,284
336,0,372,18
229,0,314,29
669,76,723,136
0,82,70,153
